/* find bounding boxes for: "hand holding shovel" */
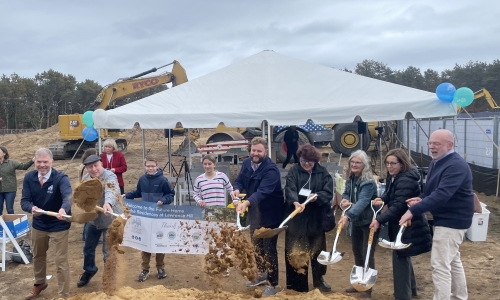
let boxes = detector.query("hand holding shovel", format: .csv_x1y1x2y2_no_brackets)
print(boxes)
233,194,249,232
34,209,97,223
95,205,128,220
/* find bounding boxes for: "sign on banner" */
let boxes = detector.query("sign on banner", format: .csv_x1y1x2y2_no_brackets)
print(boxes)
122,200,237,254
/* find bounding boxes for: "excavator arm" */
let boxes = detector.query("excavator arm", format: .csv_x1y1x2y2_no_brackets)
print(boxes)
457,88,498,113
89,60,188,110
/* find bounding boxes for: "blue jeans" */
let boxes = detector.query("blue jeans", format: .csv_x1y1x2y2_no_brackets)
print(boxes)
83,222,108,273
0,192,16,215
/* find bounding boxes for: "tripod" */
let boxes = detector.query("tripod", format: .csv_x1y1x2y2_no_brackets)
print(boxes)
174,156,195,205
162,160,179,177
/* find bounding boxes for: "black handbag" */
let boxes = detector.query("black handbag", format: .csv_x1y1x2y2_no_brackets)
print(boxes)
12,239,33,264
321,201,336,232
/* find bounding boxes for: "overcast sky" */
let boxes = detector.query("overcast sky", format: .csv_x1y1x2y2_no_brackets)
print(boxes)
1,0,499,86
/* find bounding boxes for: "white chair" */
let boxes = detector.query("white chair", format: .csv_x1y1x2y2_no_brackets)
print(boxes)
220,153,235,164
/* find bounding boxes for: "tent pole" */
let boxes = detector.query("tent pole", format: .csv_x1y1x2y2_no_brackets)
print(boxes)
168,129,172,176
407,117,410,159
188,128,192,169
98,129,102,155
379,121,383,179
267,121,272,159
142,129,145,162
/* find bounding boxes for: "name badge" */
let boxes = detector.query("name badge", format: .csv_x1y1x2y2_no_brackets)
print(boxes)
299,188,311,197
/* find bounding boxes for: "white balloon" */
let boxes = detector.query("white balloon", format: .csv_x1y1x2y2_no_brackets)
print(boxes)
92,109,108,128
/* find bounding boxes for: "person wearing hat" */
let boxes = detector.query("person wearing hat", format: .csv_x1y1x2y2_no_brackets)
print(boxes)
77,154,122,288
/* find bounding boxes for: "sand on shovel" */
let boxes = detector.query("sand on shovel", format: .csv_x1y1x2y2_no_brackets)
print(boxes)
73,178,104,212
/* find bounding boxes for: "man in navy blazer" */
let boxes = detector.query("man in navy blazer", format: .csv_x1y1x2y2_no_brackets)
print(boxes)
21,148,72,299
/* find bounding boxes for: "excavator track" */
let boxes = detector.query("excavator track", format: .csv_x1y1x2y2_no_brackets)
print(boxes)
49,141,72,160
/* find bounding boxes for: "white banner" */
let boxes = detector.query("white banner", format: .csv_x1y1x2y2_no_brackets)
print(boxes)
122,200,236,254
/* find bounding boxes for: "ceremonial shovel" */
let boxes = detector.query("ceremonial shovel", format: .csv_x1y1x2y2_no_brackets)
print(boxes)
378,221,412,250
234,194,250,232
34,209,97,223
350,201,384,292
253,194,317,239
95,205,128,219
317,202,352,265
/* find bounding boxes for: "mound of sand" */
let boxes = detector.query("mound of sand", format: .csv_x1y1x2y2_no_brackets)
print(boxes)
66,285,356,299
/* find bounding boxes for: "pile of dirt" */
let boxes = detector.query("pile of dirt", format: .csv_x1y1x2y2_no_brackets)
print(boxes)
288,250,309,274
67,285,356,299
204,222,258,291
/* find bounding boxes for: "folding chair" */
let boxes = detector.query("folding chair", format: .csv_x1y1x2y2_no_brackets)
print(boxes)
327,153,342,166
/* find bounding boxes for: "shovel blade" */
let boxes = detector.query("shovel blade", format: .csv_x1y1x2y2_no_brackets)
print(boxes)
253,226,287,239
317,250,343,265
350,265,378,292
378,239,412,250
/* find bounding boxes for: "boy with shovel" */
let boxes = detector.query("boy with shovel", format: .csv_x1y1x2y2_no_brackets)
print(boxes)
77,154,121,288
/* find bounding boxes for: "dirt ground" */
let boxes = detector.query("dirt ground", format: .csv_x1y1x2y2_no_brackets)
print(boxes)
0,127,499,300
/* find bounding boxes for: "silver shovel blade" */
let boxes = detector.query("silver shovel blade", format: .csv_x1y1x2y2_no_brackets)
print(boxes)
378,239,412,250
317,250,343,265
350,265,378,292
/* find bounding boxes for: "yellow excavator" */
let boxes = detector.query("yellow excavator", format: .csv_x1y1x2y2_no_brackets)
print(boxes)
49,61,188,159
457,88,498,113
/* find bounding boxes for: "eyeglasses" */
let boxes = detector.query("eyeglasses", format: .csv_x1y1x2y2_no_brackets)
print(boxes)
145,165,157,168
300,159,315,164
350,161,363,165
385,162,399,167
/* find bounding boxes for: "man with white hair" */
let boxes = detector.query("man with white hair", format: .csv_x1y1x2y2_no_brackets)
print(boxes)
400,129,474,300
77,154,121,288
21,148,72,299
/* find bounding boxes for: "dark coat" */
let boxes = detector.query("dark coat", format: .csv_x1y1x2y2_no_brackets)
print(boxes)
233,157,285,228
21,168,72,232
125,168,175,204
377,167,432,257
284,129,299,150
284,163,333,236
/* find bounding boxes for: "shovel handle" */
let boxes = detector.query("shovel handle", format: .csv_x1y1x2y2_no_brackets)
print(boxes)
43,211,59,217
367,219,376,245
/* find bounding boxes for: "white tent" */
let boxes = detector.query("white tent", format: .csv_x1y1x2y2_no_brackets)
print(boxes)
94,51,457,129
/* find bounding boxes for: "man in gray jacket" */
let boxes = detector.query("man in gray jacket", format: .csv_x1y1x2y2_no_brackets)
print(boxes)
77,155,121,288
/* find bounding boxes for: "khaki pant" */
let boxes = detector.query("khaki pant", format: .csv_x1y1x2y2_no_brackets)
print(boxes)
32,228,70,298
431,226,468,300
141,251,165,270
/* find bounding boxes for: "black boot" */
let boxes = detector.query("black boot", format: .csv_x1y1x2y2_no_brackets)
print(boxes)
313,276,331,293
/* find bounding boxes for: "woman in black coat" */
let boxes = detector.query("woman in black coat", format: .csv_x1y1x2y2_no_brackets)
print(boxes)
284,144,333,293
370,149,432,300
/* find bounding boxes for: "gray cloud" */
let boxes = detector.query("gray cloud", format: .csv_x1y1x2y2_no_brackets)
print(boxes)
0,0,498,86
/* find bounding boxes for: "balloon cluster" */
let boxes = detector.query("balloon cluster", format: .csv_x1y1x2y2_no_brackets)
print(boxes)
81,111,98,141
436,83,474,108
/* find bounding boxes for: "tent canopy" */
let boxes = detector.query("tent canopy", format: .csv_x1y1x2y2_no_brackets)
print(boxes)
95,51,457,129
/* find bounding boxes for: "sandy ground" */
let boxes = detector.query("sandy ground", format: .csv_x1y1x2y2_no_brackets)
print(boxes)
0,127,499,299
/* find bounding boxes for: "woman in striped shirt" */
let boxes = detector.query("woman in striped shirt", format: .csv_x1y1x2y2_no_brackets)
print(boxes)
193,154,233,208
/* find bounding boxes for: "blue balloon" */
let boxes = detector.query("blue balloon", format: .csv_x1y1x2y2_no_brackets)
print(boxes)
82,127,98,141
453,87,474,108
435,82,456,102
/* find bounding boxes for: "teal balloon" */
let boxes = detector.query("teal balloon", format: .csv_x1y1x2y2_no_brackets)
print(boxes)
82,111,94,127
82,127,98,141
453,87,474,107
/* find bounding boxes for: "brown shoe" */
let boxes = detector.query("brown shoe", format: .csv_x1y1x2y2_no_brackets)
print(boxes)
25,283,48,300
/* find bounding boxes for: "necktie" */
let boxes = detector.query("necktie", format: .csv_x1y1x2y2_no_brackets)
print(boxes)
39,176,44,187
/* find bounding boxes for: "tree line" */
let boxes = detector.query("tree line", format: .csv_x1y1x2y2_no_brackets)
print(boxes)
0,60,499,130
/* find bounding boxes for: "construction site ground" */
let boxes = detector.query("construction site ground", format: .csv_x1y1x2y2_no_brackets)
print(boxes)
0,126,498,300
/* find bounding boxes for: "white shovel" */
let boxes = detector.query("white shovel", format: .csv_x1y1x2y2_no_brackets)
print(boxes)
378,221,412,250
317,202,352,265
350,201,384,292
